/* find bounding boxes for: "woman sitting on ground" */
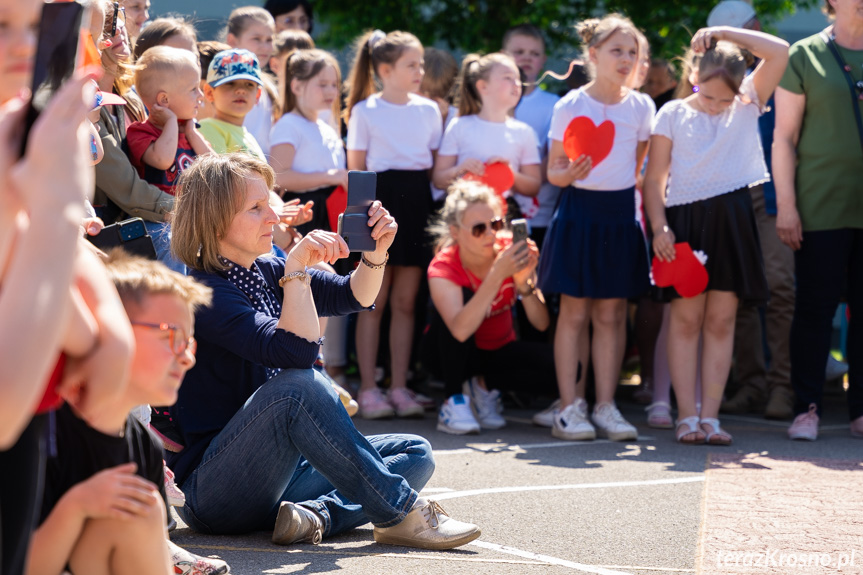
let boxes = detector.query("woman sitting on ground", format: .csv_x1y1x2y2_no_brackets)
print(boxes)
425,180,556,435
167,152,480,549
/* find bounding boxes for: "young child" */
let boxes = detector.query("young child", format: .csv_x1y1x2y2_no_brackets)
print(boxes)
199,48,267,160
225,6,279,156
417,47,459,207
644,27,787,445
433,53,541,212
537,14,654,442
30,252,227,575
502,24,561,247
346,30,442,419
270,29,315,85
127,45,212,272
269,49,345,233
127,46,212,194
196,40,232,121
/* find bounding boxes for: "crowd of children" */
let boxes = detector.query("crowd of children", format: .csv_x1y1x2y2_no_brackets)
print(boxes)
2,0,862,572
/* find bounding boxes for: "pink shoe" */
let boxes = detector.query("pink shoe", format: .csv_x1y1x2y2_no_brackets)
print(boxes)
359,387,394,419
388,387,425,418
164,463,186,507
788,403,819,441
851,416,863,438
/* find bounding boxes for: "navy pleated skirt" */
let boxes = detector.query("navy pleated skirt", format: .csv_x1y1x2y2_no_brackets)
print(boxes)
537,186,649,299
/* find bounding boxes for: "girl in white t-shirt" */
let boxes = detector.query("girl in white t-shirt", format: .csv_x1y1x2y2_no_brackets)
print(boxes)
269,49,347,234
345,30,443,420
226,7,278,156
644,27,788,446
537,14,653,443
433,52,541,216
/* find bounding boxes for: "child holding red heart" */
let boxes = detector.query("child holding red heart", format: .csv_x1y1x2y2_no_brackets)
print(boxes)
536,14,654,444
345,30,443,420
432,52,542,219
643,26,789,445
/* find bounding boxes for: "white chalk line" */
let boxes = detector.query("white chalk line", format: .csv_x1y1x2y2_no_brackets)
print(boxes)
470,540,634,575
429,475,705,501
433,437,657,456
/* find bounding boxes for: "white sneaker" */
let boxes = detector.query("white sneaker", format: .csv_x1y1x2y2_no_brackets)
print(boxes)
437,395,481,435
591,402,638,441
532,399,560,428
462,379,506,429
551,398,596,441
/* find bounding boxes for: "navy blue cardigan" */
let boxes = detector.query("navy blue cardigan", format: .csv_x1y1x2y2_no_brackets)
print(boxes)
168,255,367,484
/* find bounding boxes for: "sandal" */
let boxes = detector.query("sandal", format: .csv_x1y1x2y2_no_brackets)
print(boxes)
675,416,706,444
700,418,733,446
646,401,673,429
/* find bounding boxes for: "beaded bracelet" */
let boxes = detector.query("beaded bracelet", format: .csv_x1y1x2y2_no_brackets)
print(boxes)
361,253,389,270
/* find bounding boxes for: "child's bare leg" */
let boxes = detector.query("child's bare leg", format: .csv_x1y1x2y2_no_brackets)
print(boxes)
387,265,423,390
356,267,393,392
668,295,707,438
590,298,628,405
699,291,739,420
555,295,591,407
68,497,171,575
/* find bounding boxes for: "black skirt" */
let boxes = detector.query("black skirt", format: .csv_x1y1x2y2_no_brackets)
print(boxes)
375,169,433,267
282,185,338,236
655,187,768,305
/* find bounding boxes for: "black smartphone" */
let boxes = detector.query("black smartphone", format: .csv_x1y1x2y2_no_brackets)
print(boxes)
511,218,529,245
21,1,86,156
87,217,158,260
338,170,377,252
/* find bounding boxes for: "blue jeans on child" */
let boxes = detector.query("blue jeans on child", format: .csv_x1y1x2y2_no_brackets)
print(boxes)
178,368,434,536
144,221,185,274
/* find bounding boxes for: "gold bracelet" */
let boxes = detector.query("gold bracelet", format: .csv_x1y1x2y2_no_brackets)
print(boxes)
279,271,311,287
361,252,388,270
517,277,537,297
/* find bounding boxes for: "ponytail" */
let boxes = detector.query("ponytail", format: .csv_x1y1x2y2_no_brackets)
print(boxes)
344,29,422,123
454,52,517,117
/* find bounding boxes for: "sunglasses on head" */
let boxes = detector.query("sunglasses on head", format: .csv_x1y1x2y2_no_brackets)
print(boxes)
108,2,126,38
464,217,504,238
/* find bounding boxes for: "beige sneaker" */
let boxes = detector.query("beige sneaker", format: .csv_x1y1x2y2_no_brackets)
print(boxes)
272,502,323,545
373,498,481,550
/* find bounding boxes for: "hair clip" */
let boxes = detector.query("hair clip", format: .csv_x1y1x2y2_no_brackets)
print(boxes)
367,29,386,50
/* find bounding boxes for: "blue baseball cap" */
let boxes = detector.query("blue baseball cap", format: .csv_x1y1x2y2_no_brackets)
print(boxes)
207,49,263,88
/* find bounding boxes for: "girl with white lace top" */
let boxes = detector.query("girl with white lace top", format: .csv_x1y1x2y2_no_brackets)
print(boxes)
643,26,789,445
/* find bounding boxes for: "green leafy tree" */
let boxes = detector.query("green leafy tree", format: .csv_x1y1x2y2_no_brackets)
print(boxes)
318,0,818,61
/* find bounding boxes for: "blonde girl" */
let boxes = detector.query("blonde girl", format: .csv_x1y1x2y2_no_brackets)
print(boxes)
644,27,788,445
432,52,541,221
346,30,442,419
537,14,654,443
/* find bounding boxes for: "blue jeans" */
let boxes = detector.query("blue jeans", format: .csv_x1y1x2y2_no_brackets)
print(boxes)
144,221,185,274
178,368,433,536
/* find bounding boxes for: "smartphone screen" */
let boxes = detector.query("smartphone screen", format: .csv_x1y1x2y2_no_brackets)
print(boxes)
21,1,85,156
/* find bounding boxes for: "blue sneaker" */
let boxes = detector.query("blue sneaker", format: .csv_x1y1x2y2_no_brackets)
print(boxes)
437,394,480,435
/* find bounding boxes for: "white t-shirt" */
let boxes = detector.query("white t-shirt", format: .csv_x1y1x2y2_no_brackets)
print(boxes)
430,104,458,202
270,112,345,189
652,75,769,207
549,88,654,191
244,89,273,157
516,88,561,227
439,114,540,184
346,93,442,172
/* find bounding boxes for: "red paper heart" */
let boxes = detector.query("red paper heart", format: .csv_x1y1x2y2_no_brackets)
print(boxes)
652,242,709,298
326,185,347,233
463,161,515,195
563,116,615,167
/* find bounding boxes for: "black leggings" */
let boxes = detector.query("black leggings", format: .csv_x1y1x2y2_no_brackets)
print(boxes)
0,414,47,575
422,307,556,398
